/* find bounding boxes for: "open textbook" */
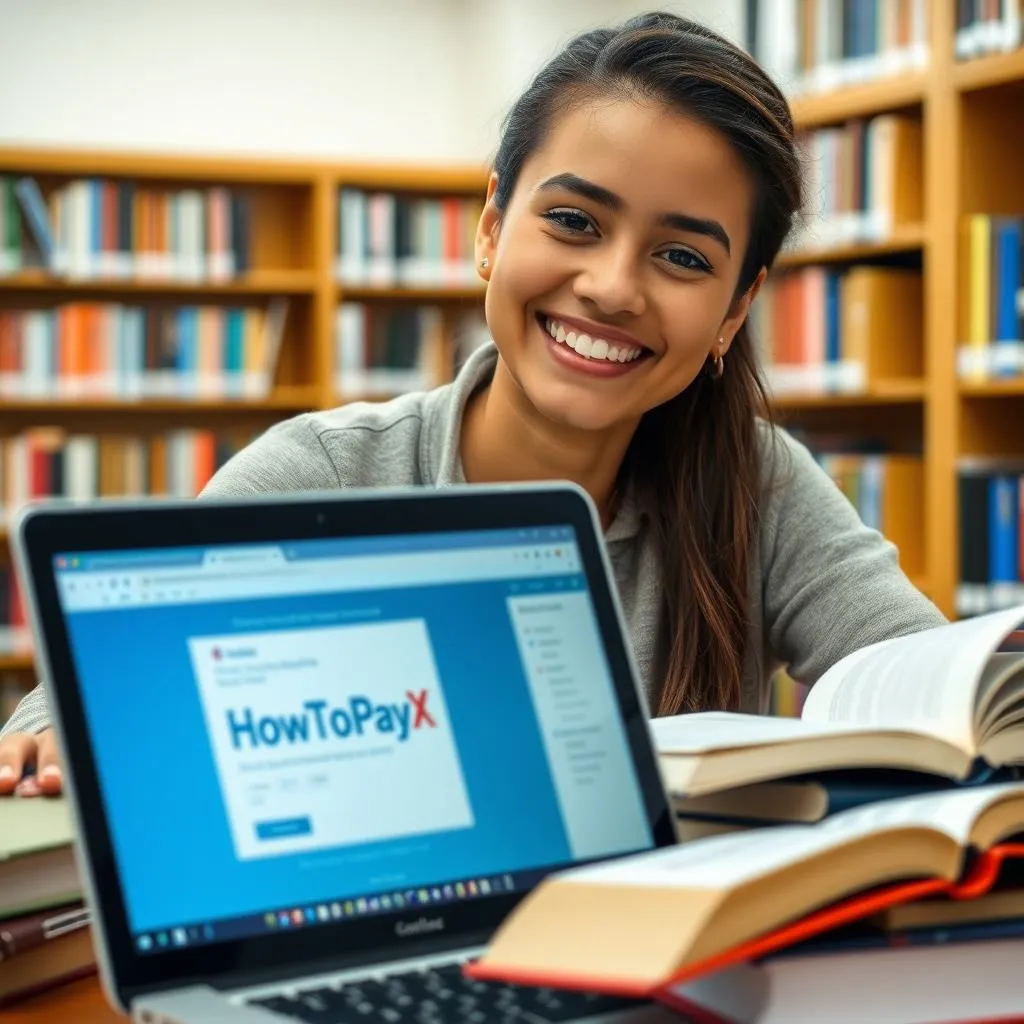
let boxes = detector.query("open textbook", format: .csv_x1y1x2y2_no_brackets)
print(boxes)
466,782,1024,997
653,604,1024,812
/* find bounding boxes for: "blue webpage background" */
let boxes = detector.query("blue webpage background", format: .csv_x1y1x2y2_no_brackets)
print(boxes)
65,577,581,933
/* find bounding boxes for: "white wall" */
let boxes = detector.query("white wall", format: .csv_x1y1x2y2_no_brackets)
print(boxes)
0,0,745,165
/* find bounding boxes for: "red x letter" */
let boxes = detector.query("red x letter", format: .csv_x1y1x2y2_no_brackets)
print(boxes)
407,689,437,729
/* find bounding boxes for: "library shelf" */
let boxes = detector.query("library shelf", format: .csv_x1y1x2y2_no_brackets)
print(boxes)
770,380,927,409
776,227,926,269
0,147,323,184
952,48,1024,92
0,387,320,415
331,165,487,194
788,72,928,129
339,285,487,303
0,269,318,295
0,652,33,672
959,379,1024,397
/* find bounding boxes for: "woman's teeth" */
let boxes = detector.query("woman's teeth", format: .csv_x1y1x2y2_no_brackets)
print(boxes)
544,318,644,363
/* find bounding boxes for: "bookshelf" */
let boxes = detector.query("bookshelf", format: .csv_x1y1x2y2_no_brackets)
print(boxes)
4,0,1024,706
749,0,1024,643
0,148,488,702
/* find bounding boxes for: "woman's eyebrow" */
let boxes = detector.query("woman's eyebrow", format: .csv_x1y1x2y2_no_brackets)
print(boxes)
537,172,731,254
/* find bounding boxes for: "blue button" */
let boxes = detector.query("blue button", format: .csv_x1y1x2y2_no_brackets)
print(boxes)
255,816,312,840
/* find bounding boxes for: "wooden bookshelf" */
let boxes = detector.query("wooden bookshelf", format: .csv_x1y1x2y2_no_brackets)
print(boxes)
2,0,1022,686
770,379,927,409
0,268,318,295
960,379,1024,397
340,285,487,303
0,148,489,683
0,388,320,415
789,72,928,129
952,45,1024,91
776,226,926,269
759,0,1024,623
0,653,32,673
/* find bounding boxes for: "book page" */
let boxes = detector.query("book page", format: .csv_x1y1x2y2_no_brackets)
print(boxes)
977,653,1024,733
800,606,1024,752
650,711,888,753
560,783,1024,892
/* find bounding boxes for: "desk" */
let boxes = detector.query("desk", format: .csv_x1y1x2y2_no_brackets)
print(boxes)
6,975,123,1023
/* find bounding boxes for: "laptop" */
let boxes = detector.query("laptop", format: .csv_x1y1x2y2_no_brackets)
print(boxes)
14,483,680,1024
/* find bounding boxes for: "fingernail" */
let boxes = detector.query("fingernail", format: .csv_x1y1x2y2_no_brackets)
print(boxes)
41,766,62,780
0,766,14,782
15,778,41,797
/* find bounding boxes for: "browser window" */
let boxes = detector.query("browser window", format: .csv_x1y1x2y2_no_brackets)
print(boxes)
52,527,653,954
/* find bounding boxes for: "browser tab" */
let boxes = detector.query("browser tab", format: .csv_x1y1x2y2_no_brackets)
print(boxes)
201,547,286,570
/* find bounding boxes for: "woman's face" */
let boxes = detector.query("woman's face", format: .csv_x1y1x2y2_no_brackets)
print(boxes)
477,94,761,434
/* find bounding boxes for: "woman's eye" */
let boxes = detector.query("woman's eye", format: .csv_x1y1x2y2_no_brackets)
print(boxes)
661,248,712,273
542,208,596,234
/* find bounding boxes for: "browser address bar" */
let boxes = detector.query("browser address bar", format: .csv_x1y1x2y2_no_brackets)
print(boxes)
61,544,580,612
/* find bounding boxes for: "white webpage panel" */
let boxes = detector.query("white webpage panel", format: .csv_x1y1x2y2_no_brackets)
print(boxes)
188,619,474,860
507,592,650,860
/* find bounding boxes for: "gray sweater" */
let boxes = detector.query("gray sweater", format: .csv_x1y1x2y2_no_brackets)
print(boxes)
2,342,945,735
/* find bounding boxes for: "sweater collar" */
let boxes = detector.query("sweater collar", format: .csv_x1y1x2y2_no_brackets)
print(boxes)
422,341,643,543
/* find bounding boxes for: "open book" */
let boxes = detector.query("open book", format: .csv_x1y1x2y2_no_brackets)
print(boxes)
654,604,1024,816
467,782,1024,997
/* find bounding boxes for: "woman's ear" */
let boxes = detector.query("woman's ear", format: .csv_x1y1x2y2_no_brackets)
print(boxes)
475,172,501,282
716,266,768,355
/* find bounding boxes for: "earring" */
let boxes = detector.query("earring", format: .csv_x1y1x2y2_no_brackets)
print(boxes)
479,258,489,270
710,336,725,378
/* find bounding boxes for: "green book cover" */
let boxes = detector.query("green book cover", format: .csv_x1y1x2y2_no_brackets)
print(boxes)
0,797,80,919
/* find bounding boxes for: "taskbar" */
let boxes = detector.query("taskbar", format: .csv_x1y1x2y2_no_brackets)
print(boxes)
134,866,548,955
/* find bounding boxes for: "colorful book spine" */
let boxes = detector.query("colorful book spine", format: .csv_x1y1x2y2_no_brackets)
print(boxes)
955,0,1024,60
786,112,923,253
958,461,1024,616
753,266,923,394
748,0,929,98
0,175,251,282
958,214,1024,380
0,428,255,529
0,299,287,400
334,303,444,396
0,568,28,661
336,189,482,288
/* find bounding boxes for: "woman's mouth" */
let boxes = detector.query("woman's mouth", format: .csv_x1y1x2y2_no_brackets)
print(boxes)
538,315,651,370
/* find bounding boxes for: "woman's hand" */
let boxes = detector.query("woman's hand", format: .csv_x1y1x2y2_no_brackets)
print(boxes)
0,729,63,796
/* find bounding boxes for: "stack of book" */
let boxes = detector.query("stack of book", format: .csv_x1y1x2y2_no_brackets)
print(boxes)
0,797,91,1007
469,605,1024,1022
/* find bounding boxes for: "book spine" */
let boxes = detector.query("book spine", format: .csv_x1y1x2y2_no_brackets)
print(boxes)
0,903,89,963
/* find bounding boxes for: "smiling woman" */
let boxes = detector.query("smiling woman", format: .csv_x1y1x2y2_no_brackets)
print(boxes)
0,11,946,794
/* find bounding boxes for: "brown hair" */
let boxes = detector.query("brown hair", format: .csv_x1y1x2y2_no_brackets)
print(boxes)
491,12,802,714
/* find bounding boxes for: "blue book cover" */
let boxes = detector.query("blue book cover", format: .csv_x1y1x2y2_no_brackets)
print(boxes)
824,271,841,371
13,177,54,266
989,475,1020,586
995,219,1021,376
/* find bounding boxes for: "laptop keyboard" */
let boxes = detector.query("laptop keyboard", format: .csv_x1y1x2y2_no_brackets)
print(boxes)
247,960,650,1022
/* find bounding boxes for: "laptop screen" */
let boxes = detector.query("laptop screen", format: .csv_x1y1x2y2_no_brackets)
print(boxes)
52,525,654,957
